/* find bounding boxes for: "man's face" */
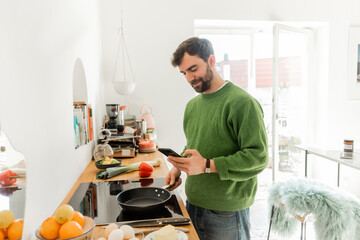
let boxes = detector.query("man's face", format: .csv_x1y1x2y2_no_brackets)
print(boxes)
178,53,214,93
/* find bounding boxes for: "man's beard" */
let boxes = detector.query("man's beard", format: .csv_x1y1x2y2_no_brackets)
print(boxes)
190,65,214,93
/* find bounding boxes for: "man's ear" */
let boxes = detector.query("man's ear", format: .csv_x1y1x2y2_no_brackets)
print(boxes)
208,55,216,67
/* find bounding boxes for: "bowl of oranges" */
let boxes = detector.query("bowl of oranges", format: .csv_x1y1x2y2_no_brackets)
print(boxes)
35,204,95,240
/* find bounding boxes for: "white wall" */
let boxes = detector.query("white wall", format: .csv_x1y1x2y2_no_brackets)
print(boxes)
0,1,103,239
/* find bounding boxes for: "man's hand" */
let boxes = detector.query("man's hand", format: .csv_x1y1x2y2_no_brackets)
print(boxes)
165,167,182,191
167,149,206,175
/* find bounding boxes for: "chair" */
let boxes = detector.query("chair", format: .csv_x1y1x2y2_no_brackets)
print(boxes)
267,178,360,240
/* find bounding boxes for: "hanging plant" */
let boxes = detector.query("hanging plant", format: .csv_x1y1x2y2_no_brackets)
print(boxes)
112,7,136,95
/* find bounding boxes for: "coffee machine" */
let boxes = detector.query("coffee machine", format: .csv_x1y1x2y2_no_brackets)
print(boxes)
103,104,137,157
106,104,120,133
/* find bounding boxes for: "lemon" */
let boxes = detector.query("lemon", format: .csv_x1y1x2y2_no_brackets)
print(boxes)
0,210,14,228
111,159,119,164
54,204,74,224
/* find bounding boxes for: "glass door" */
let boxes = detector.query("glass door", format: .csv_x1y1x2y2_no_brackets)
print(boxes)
272,24,313,182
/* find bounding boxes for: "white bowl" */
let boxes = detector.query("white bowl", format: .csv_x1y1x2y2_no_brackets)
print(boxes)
35,216,95,240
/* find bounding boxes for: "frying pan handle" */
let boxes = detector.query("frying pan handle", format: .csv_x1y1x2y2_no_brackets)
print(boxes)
163,177,181,191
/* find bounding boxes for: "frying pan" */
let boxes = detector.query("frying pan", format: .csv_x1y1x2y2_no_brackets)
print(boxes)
116,187,171,212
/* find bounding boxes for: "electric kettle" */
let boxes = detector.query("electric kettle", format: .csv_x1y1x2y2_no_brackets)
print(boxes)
140,104,155,129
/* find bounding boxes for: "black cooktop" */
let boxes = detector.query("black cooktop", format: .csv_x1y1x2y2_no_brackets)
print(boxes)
68,178,183,225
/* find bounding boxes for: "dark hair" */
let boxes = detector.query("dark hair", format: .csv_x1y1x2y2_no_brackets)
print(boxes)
171,37,214,67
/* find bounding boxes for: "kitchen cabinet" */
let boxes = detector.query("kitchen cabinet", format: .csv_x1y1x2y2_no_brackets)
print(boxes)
60,151,199,239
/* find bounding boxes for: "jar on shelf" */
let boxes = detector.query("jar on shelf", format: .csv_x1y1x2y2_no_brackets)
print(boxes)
344,140,354,152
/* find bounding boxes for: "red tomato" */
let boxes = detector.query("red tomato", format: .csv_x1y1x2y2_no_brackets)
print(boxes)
139,171,152,177
139,162,154,172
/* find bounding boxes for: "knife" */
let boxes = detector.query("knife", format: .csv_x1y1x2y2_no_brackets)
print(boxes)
96,217,191,228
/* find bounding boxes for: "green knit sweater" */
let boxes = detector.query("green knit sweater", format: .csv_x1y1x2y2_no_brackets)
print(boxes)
183,82,268,211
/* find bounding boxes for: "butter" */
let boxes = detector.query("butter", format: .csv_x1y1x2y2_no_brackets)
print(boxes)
154,225,177,240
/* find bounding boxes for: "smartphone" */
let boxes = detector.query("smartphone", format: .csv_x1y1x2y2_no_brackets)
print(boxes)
158,148,182,157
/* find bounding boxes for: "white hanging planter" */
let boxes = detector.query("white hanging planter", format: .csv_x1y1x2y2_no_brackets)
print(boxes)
112,9,136,96
113,81,135,95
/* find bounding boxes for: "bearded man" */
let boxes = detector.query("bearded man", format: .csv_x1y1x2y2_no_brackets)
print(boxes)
165,37,268,240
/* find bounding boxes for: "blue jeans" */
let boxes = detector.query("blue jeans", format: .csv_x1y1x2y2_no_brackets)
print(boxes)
186,201,251,240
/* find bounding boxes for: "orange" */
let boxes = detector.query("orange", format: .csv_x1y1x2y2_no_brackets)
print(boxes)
0,229,4,240
7,219,23,240
59,220,83,239
40,216,61,240
72,211,85,228
0,228,7,238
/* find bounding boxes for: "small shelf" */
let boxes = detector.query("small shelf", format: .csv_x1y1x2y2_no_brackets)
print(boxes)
72,59,93,149
73,103,94,149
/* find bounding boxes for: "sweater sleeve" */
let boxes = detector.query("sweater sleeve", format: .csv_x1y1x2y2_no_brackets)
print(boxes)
180,146,188,156
213,99,268,181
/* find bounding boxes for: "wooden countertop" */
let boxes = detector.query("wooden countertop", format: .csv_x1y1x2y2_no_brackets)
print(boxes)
61,151,199,240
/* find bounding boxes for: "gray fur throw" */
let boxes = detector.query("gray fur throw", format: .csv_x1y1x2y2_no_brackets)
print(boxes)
268,178,360,239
